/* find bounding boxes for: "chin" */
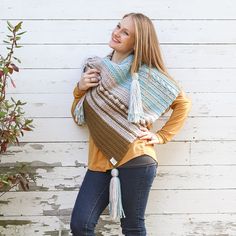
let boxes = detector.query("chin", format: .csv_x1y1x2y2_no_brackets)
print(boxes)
108,41,117,50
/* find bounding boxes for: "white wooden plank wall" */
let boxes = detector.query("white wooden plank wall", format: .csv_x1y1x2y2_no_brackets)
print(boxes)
0,0,236,235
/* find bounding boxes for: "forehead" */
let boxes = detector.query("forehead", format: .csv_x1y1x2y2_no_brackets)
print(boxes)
119,16,135,34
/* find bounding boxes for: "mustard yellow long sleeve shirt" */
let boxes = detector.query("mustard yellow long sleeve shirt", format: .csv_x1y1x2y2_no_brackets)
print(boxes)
71,85,192,172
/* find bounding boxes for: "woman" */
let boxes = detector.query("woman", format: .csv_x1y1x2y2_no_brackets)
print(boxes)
70,12,191,236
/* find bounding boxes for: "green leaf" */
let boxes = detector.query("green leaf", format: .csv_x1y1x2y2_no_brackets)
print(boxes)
3,40,10,44
16,100,24,106
25,119,33,125
14,22,23,32
11,97,16,104
17,31,27,36
3,67,9,74
0,111,7,118
1,179,9,184
7,21,14,29
13,57,21,63
7,26,13,32
15,45,23,48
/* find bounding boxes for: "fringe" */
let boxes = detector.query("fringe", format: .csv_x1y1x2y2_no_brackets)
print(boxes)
73,94,86,125
127,72,144,123
109,168,126,220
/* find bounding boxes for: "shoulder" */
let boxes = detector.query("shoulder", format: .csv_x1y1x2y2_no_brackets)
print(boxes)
139,65,180,91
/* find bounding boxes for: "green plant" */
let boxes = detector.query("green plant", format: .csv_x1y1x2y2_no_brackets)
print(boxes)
0,164,30,198
0,21,34,193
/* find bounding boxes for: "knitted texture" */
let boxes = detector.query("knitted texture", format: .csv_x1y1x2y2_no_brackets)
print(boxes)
74,53,181,165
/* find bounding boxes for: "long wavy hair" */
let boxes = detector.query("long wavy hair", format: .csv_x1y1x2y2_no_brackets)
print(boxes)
111,12,181,90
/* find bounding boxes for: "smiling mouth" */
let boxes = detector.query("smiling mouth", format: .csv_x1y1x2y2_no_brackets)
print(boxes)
112,37,120,43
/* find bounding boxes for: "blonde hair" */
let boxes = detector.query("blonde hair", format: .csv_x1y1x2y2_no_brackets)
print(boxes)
112,12,181,90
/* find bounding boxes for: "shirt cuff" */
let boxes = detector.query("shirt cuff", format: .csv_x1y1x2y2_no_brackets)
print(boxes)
155,132,165,144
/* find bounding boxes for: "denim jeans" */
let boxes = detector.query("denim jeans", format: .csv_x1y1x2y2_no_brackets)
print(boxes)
70,163,158,236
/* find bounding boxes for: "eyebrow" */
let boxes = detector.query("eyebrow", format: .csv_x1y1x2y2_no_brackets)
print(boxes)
118,22,129,32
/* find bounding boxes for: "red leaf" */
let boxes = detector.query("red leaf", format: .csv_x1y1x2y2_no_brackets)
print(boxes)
0,70,3,78
10,63,19,72
22,127,32,131
8,67,13,74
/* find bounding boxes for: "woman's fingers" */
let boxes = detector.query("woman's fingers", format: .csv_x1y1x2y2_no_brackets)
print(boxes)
139,135,151,140
89,82,99,87
78,69,101,90
139,126,148,131
146,137,160,145
86,72,100,78
86,68,100,74
138,126,160,145
86,74,100,81
84,72,101,83
85,77,99,83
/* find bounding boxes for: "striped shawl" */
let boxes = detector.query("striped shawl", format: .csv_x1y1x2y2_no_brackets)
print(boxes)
74,53,181,167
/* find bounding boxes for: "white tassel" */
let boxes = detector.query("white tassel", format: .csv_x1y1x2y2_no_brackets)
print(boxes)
109,168,126,220
128,72,144,123
73,94,86,125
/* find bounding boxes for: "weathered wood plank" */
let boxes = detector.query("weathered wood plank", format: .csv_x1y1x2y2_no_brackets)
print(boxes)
0,190,236,216
5,92,236,117
2,45,236,69
153,117,236,141
0,214,236,236
17,118,90,142
191,141,236,165
0,117,232,143
153,165,236,189
0,143,88,167
1,166,236,191
0,142,190,166
2,140,236,166
1,20,236,44
6,69,236,94
1,0,236,19
5,117,235,142
0,216,72,236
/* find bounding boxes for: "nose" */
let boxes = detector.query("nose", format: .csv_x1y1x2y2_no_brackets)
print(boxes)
113,29,121,38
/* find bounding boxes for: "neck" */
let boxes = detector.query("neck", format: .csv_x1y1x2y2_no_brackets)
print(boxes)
111,50,133,63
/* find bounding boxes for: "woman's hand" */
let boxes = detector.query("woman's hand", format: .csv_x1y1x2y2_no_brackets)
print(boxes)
138,126,161,145
78,68,101,91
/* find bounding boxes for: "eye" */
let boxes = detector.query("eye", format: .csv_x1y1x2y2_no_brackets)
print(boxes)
116,24,120,28
124,31,129,36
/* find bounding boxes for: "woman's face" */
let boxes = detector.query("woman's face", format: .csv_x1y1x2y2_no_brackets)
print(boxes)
109,16,135,54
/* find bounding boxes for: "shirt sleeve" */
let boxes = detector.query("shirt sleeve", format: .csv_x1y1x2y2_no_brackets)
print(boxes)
71,84,87,123
155,90,192,144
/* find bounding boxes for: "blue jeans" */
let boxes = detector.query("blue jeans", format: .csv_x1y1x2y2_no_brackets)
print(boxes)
70,163,158,236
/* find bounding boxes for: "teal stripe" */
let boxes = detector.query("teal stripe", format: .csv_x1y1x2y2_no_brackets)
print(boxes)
101,53,180,119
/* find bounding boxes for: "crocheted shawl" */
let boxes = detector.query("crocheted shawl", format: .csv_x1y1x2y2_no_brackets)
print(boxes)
74,53,181,167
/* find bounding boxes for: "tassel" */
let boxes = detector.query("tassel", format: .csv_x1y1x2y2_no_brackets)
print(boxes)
128,72,144,123
73,94,86,125
109,168,126,220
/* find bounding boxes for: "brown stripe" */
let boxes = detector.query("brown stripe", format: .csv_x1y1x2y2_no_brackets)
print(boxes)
98,81,140,129
84,97,131,163
95,85,128,118
100,81,129,109
90,88,138,138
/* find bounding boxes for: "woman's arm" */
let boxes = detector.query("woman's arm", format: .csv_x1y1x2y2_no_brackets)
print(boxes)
71,83,87,123
71,65,101,123
155,90,192,144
